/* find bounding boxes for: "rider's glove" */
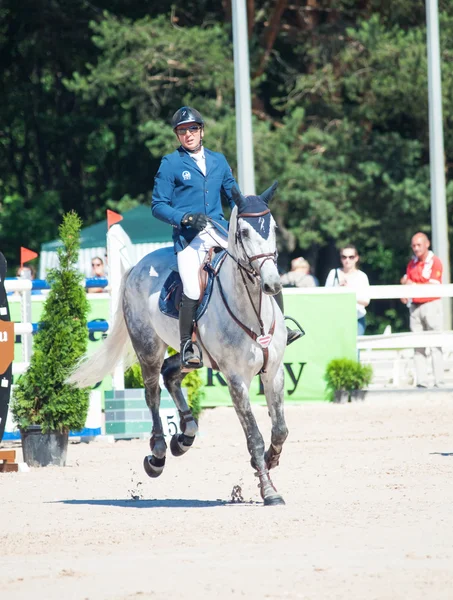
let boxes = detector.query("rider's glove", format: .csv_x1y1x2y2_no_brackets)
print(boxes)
181,213,208,231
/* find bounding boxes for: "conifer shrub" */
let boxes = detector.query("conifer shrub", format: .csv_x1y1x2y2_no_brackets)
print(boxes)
12,212,90,433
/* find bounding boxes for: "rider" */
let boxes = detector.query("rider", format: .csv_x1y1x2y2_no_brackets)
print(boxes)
152,106,302,369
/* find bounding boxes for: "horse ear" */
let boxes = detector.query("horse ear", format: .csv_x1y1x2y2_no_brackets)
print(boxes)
231,185,247,212
260,181,278,206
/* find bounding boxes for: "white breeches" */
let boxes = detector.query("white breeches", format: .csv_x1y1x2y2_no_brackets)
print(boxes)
177,225,228,300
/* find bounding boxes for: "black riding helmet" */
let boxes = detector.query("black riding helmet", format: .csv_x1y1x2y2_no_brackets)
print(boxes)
171,106,204,130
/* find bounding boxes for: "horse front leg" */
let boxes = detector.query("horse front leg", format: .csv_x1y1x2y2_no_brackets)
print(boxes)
260,363,288,471
226,374,285,506
161,353,198,457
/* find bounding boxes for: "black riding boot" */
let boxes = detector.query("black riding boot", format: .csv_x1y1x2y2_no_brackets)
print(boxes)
179,294,202,368
274,290,304,346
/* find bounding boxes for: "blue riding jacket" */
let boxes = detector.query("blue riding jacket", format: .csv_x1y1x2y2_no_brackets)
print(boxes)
151,146,237,252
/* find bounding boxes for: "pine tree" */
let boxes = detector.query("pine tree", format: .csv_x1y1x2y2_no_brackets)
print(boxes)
12,212,90,433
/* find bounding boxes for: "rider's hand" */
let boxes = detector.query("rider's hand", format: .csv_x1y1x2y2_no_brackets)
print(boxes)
181,213,208,231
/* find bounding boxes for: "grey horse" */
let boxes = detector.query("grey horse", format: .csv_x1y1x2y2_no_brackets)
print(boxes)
69,183,289,505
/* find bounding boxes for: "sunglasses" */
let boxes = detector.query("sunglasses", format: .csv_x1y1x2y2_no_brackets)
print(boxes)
341,254,356,260
92,262,102,267
176,125,202,135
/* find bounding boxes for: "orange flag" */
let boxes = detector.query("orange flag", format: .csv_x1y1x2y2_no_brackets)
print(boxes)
20,247,38,267
107,210,123,229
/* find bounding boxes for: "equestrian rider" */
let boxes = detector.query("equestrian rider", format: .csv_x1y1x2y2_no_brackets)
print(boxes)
152,106,302,369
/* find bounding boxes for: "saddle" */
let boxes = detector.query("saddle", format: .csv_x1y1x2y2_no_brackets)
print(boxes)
158,248,227,321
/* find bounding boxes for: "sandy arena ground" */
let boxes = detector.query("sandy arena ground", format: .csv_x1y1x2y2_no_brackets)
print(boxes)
1,393,452,600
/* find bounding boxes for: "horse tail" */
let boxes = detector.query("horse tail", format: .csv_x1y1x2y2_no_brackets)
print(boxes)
67,268,136,388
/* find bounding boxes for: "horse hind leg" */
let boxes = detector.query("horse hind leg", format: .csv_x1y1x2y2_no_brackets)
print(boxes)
161,353,198,457
227,374,285,506
132,343,168,479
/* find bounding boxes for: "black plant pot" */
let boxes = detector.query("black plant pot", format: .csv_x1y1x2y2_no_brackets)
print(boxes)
350,390,367,402
21,425,69,467
333,390,350,403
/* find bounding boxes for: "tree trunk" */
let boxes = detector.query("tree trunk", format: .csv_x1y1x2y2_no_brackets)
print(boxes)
253,0,288,79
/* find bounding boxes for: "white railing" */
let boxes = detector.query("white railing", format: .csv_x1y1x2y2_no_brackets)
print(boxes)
5,278,110,375
284,283,453,300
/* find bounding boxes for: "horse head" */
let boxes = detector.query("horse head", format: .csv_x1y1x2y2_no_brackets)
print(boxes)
230,182,282,296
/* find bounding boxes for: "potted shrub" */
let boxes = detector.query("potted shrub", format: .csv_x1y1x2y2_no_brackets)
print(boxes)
11,212,90,467
349,362,373,401
325,358,373,403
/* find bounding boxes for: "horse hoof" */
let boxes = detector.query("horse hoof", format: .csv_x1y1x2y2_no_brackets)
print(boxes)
143,455,165,478
264,495,286,506
170,433,195,457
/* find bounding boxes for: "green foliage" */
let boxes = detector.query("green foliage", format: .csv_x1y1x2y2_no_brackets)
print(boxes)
124,363,145,390
180,368,204,422
325,358,374,398
66,14,234,118
350,363,373,391
11,212,90,433
124,355,203,421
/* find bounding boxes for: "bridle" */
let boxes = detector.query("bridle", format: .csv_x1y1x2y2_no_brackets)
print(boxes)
235,208,278,279
204,210,278,374
207,209,278,279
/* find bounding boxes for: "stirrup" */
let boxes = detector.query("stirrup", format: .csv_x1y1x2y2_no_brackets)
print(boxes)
180,339,204,372
284,316,305,346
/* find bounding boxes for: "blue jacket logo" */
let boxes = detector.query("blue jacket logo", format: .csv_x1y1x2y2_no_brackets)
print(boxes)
182,170,191,180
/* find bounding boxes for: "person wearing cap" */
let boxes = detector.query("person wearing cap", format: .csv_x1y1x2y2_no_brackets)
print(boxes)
152,106,303,369
280,257,318,288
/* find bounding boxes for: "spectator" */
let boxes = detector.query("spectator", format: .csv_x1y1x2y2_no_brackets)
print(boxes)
16,265,35,280
13,265,41,296
401,232,444,388
280,257,318,288
103,252,109,278
86,256,107,293
325,244,370,335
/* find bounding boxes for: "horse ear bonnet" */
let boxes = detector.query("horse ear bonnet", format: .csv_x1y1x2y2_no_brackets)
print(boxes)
260,181,278,206
233,182,278,238
232,181,278,215
231,185,248,214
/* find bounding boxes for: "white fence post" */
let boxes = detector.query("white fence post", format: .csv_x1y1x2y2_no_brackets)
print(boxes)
20,288,33,363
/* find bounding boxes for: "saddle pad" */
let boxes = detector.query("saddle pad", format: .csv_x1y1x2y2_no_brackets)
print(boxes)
159,250,227,321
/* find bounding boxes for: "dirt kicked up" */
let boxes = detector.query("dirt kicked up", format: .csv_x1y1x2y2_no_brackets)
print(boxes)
1,393,452,600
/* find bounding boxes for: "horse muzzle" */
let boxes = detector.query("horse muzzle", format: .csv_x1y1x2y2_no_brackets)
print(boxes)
262,280,282,296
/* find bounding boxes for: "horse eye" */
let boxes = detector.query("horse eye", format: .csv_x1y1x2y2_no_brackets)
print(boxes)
240,229,249,238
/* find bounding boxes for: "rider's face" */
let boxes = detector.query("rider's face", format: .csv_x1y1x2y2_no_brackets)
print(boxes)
175,124,203,152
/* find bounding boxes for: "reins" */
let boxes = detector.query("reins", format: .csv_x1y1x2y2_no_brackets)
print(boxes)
204,211,277,374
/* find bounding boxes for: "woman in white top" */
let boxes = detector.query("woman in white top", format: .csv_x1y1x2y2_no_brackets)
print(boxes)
325,244,370,335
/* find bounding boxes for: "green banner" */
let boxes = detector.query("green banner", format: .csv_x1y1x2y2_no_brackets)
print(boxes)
200,291,357,405
10,290,356,406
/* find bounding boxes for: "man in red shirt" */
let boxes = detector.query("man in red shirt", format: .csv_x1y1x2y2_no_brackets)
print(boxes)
401,232,444,388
